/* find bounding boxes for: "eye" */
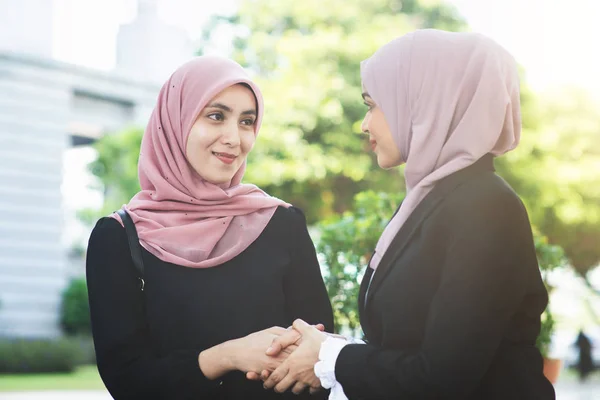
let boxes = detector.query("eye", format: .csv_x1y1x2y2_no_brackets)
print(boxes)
364,102,373,111
207,112,224,121
240,118,256,126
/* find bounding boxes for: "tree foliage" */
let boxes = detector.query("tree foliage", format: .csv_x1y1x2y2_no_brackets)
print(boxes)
204,0,467,221
82,1,600,275
497,89,600,274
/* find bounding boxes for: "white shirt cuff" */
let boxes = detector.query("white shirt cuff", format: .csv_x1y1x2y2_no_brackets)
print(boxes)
314,336,362,400
348,337,366,345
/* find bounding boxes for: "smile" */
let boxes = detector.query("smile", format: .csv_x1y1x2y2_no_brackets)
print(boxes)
213,151,237,165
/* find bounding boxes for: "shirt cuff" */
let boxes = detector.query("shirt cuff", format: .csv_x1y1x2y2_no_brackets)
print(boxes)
314,336,351,400
347,337,365,345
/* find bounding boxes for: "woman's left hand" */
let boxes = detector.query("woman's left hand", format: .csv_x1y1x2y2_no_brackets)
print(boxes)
262,319,327,394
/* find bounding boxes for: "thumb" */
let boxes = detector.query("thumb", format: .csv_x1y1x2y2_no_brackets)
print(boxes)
292,318,312,334
265,329,300,356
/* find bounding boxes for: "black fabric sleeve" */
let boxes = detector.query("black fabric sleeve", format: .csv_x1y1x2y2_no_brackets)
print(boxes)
283,207,335,333
335,190,538,399
86,218,221,399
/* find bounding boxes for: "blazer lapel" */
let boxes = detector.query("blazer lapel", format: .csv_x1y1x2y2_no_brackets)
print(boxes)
358,266,374,338
364,155,495,309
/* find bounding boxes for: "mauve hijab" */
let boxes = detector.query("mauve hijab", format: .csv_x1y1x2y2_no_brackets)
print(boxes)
362,29,521,270
112,56,289,268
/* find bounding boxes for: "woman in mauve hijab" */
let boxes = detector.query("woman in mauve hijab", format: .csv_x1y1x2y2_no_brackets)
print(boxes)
257,29,555,400
85,56,333,400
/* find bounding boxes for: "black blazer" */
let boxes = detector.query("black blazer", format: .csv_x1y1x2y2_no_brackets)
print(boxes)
335,155,555,399
86,206,333,400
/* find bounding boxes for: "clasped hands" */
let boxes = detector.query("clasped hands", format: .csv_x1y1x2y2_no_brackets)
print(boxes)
245,319,331,395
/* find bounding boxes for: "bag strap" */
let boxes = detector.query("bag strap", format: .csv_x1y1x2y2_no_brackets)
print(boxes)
116,209,145,291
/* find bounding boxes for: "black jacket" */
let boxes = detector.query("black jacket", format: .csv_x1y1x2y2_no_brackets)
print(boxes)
336,155,555,399
87,206,334,399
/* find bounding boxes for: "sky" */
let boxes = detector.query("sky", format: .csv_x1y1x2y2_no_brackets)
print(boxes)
50,0,600,93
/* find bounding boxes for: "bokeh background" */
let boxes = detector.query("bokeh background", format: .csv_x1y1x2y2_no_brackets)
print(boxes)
0,0,599,398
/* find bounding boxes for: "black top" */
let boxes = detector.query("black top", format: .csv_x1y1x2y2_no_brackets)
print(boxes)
336,155,556,400
86,206,334,400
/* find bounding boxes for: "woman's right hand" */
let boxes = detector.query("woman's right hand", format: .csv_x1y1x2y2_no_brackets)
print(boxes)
229,327,300,374
199,326,299,380
245,323,328,382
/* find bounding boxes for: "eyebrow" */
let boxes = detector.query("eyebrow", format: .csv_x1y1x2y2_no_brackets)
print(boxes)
207,102,257,116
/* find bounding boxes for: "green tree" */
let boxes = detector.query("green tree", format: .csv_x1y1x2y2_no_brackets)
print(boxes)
60,278,92,336
316,190,404,334
497,88,600,274
203,0,467,221
82,0,466,224
82,1,600,277
79,127,143,224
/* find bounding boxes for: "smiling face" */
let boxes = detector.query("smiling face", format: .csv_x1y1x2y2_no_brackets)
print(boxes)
361,92,403,169
185,84,258,185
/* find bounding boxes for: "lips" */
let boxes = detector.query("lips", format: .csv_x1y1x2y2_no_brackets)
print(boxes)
213,151,237,165
369,139,377,151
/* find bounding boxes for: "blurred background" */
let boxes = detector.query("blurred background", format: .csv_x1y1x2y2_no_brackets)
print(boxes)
0,0,599,398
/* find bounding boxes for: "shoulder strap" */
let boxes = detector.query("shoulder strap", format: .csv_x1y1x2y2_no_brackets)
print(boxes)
116,209,145,291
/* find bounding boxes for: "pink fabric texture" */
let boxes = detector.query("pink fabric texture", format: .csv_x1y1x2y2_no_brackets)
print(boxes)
362,29,522,270
111,56,289,268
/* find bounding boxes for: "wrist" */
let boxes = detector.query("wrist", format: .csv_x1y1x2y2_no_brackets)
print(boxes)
199,340,237,380
221,339,238,372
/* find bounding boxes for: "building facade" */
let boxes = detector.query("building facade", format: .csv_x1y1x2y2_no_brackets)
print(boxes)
0,0,192,337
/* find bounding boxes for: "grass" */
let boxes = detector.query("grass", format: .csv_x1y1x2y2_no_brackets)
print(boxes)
0,365,105,392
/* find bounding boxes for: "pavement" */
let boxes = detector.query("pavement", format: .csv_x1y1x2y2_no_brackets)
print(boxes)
1,375,599,399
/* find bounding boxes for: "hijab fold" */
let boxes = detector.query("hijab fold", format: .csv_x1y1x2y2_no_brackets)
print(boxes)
112,56,289,268
361,30,521,270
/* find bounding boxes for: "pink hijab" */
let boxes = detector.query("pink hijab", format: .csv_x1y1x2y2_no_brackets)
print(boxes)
362,29,521,270
112,56,289,268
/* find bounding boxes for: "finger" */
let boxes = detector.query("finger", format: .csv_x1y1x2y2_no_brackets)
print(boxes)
292,318,312,335
266,326,287,335
326,333,346,340
266,330,300,356
274,373,297,394
310,379,322,390
292,381,308,395
260,369,271,381
263,363,289,389
246,371,261,380
280,344,298,356
315,323,325,331
309,386,322,395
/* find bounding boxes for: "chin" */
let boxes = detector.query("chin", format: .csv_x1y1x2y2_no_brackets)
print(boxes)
377,159,393,170
377,156,403,170
205,176,233,186
192,160,243,186
197,171,233,185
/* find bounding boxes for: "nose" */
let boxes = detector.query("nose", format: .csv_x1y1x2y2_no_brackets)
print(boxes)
361,113,370,134
221,123,241,147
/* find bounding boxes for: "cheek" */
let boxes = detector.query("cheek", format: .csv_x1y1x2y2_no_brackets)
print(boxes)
241,132,256,153
372,112,385,134
186,126,212,164
185,131,198,161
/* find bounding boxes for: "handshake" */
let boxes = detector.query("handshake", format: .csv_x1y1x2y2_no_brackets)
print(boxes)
199,319,337,395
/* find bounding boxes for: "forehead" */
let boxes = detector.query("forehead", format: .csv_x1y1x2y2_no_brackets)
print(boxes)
212,84,253,99
208,84,257,107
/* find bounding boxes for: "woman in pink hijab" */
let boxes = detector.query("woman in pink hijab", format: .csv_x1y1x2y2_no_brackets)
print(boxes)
85,56,333,399
258,30,555,399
